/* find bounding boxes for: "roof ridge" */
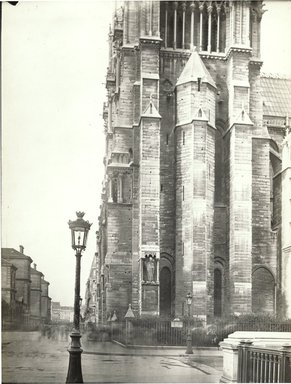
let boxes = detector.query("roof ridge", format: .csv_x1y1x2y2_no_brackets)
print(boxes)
261,72,291,80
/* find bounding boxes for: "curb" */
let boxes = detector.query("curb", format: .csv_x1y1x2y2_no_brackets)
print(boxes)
112,339,221,351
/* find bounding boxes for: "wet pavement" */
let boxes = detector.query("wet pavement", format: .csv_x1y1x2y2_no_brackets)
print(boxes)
2,331,223,383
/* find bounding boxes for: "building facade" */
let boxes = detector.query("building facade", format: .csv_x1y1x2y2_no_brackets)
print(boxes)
90,1,291,322
281,131,291,318
41,277,51,323
30,264,44,324
51,302,74,323
84,253,99,324
1,247,52,328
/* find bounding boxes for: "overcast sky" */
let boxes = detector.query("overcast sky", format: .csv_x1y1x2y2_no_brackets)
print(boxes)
2,1,291,306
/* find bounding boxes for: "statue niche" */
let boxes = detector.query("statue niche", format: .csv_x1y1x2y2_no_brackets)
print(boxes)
143,254,157,283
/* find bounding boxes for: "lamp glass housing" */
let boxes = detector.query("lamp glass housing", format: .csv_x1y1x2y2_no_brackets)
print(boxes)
69,212,92,252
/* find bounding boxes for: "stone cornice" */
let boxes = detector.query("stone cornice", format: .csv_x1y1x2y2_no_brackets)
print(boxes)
225,46,252,61
160,48,190,60
121,44,137,54
107,202,132,207
113,125,133,130
200,51,226,61
249,58,263,68
175,119,216,132
223,121,253,138
107,164,132,172
2,288,17,292
160,48,228,62
140,36,162,47
15,278,32,283
140,114,162,121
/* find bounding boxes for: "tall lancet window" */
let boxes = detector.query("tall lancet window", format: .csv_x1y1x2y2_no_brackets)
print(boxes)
160,1,226,53
270,162,274,225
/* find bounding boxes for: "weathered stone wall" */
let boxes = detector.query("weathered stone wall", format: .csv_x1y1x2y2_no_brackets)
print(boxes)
106,204,132,316
96,1,283,320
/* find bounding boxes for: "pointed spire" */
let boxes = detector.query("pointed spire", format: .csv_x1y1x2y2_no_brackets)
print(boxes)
124,304,135,319
231,107,253,127
142,97,161,118
111,310,118,322
176,49,216,88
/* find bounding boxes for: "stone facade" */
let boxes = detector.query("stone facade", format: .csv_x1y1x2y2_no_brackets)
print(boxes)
89,1,291,322
51,302,74,323
41,277,51,323
281,132,291,318
30,264,43,323
1,247,52,327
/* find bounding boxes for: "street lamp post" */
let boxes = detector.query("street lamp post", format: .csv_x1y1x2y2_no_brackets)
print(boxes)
66,212,92,384
186,292,193,355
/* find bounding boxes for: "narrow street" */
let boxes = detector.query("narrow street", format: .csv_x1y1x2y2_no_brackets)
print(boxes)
2,332,222,383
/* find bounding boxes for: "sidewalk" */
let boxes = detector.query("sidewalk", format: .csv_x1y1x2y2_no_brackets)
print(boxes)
2,332,223,383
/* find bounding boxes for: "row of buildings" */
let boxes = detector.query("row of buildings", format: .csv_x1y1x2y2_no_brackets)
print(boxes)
84,0,291,324
51,301,74,323
2,246,51,329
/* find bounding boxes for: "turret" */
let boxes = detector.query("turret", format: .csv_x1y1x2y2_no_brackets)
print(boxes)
175,49,216,321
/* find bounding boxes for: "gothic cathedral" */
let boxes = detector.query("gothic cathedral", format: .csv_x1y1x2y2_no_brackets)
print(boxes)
87,1,291,323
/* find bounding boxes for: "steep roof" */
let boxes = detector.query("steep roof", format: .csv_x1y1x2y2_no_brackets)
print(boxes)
1,248,33,263
30,266,44,277
176,49,216,88
261,76,291,117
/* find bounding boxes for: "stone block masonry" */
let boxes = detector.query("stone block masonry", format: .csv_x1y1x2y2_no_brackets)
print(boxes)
91,0,289,322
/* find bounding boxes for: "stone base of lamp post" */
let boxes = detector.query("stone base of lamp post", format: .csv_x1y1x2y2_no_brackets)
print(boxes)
66,331,83,383
186,328,193,354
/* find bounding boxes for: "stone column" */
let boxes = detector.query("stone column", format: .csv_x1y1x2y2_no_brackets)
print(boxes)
228,119,253,314
108,177,113,203
149,0,153,36
190,2,195,49
108,95,113,133
108,25,113,72
117,174,123,203
173,2,178,49
207,3,212,53
139,36,161,316
182,2,186,49
216,4,221,52
164,2,168,48
199,3,203,51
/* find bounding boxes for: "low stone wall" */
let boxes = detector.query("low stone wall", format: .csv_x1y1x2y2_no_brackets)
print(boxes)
219,331,291,382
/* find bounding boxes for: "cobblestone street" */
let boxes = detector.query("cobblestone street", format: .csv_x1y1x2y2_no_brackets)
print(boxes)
2,331,223,383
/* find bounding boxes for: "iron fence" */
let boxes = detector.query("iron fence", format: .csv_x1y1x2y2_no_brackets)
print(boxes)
238,341,291,383
111,319,291,347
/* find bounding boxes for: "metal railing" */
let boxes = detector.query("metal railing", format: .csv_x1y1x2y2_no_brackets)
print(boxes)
238,341,291,383
110,319,291,347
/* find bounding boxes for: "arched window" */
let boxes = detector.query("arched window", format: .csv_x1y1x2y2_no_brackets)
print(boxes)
160,267,172,318
269,162,274,225
214,268,222,317
270,148,282,228
252,267,275,314
214,127,225,203
112,178,118,203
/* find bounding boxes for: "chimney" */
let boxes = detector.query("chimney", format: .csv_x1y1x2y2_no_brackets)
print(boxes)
19,245,24,253
34,263,37,270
